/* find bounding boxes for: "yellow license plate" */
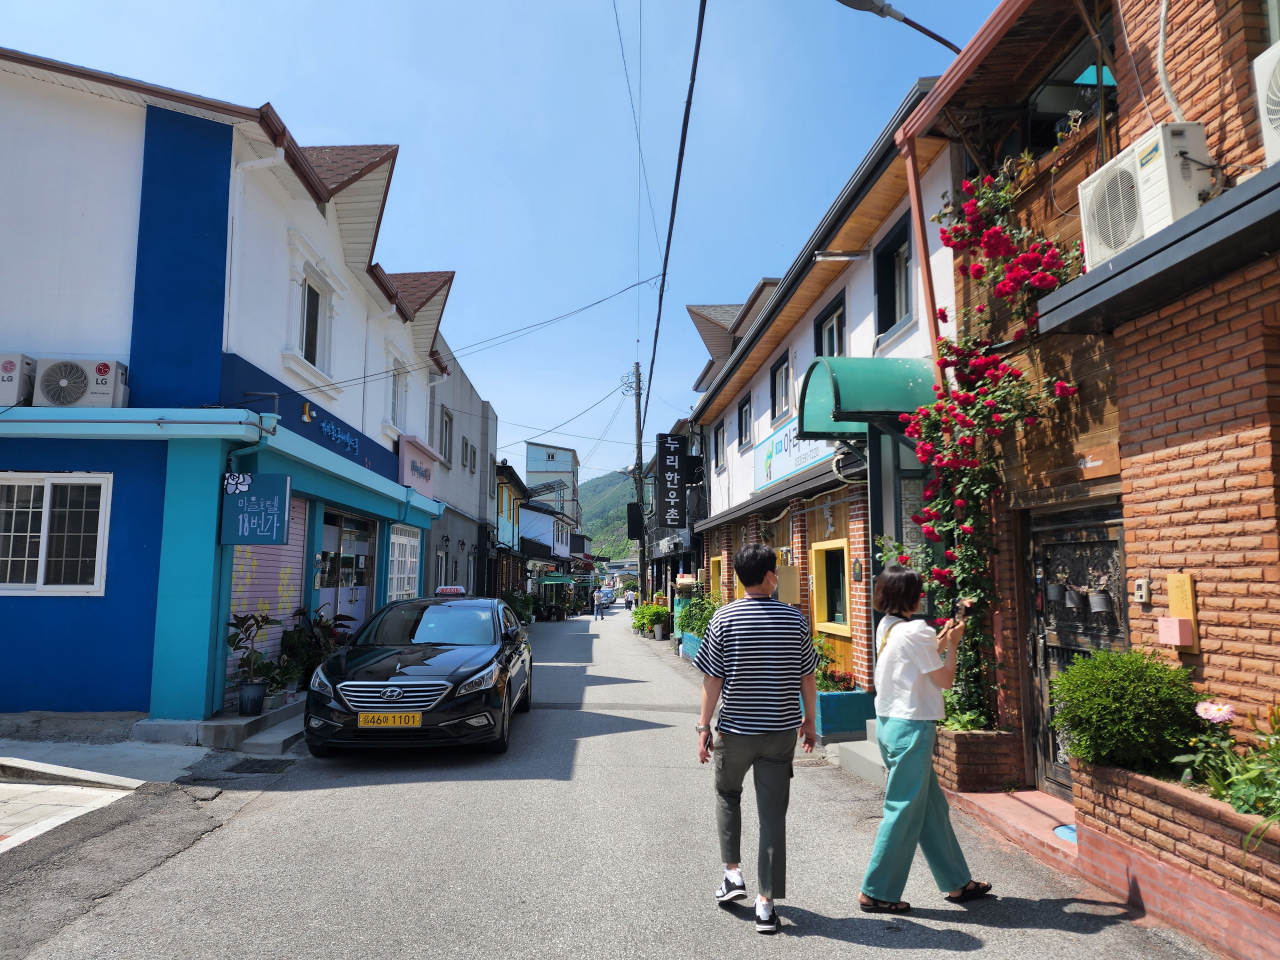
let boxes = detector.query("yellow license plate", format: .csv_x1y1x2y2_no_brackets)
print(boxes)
358,712,422,728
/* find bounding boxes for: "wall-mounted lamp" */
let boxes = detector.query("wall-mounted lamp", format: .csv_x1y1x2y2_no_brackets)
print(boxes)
441,535,451,546
459,540,466,551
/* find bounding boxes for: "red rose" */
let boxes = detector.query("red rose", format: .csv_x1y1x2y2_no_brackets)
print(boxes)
960,524,975,534
945,549,958,561
969,263,986,280
1028,272,1059,290
983,175,995,186
961,179,975,194
1024,416,1039,426
954,499,967,508
898,554,912,566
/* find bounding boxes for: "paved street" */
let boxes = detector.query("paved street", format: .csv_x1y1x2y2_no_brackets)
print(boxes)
9,610,1213,959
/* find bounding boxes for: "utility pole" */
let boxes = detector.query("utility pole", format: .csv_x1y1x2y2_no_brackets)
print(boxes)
631,362,647,602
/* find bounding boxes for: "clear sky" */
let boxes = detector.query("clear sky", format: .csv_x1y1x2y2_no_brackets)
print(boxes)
2,0,991,480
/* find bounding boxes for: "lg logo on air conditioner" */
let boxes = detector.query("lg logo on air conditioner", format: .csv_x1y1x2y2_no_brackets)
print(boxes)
95,362,111,386
1,360,13,383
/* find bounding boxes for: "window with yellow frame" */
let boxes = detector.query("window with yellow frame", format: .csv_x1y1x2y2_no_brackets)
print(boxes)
809,538,850,637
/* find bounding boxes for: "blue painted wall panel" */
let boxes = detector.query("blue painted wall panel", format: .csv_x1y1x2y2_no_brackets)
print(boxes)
221,353,400,482
0,440,167,712
129,106,231,408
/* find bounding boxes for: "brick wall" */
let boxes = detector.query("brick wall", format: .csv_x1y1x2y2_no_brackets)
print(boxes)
719,524,733,603
1073,761,1280,933
932,728,1023,793
847,492,874,689
1114,253,1280,722
790,498,810,619
1113,0,1269,173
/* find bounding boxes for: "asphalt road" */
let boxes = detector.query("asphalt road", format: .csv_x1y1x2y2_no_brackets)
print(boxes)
13,609,1216,959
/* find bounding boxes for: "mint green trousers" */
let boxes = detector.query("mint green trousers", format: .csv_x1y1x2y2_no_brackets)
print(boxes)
861,717,971,903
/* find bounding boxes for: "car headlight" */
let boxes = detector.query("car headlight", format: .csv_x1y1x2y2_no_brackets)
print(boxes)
457,662,499,696
310,667,335,698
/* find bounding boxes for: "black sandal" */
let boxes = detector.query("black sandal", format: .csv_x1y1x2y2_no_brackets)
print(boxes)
945,880,992,903
859,896,911,913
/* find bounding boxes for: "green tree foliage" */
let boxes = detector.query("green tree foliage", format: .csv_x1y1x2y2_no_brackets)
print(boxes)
1050,649,1203,774
579,470,636,562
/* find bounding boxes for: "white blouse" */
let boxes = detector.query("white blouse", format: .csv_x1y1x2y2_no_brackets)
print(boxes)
873,615,946,721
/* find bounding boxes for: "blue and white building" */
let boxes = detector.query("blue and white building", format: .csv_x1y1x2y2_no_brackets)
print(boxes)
0,48,455,721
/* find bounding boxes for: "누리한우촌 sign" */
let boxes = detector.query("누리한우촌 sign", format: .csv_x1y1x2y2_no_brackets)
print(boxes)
656,433,687,528
220,473,292,545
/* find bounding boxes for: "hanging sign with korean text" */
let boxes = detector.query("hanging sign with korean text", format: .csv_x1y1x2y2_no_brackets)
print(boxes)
220,473,292,545
656,433,687,529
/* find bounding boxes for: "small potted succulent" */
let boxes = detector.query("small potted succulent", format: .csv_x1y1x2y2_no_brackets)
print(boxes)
227,612,282,716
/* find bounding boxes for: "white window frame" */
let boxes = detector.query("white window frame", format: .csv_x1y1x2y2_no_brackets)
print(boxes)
388,524,420,601
737,396,752,449
0,472,113,596
440,408,454,465
713,420,726,471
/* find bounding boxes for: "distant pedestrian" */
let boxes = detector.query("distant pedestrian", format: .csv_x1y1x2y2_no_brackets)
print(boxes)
693,543,817,934
624,588,635,611
859,567,991,914
593,587,605,621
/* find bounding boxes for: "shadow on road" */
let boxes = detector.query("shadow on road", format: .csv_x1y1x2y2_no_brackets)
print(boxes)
711,895,1141,950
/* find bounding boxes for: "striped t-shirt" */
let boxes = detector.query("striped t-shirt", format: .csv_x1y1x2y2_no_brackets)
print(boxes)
693,596,817,734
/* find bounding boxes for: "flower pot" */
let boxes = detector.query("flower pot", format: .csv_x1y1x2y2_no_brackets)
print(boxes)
1088,590,1113,613
654,623,664,642
238,681,267,717
1045,583,1065,602
1065,588,1084,609
814,690,876,739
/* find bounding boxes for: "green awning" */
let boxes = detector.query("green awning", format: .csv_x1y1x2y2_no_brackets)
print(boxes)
536,575,577,585
797,357,936,439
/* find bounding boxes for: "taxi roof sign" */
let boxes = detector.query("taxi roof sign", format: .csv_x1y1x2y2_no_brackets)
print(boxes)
435,585,466,596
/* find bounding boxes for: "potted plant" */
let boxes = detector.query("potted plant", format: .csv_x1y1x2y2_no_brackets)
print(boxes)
227,612,282,716
811,635,875,741
280,604,355,696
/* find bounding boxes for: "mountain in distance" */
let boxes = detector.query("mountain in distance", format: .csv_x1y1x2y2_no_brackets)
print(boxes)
579,470,635,563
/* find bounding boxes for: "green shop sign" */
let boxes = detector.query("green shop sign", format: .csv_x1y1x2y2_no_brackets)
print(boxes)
220,473,292,545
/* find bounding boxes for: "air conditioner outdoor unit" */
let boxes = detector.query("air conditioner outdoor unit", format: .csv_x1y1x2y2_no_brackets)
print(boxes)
1078,122,1212,270
1254,40,1280,165
33,358,129,408
0,353,36,407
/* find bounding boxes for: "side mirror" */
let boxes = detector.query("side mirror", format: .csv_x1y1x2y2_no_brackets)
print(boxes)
505,624,521,642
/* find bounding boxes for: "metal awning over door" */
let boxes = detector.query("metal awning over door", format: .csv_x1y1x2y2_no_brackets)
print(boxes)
796,357,935,439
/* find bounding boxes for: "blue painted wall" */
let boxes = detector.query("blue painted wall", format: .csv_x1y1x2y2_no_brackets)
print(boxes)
0,439,167,712
221,353,400,481
128,106,232,408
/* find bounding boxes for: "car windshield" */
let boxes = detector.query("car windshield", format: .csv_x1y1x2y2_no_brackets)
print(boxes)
355,602,496,646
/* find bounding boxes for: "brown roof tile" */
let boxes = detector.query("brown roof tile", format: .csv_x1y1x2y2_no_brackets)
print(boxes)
300,144,397,193
387,271,454,314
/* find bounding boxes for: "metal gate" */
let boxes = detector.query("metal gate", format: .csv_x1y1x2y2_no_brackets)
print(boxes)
1027,504,1128,800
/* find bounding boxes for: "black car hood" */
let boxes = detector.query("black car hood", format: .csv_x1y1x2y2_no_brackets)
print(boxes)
329,644,499,682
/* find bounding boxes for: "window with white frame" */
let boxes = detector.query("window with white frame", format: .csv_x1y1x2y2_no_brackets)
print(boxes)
0,473,112,595
298,277,333,373
441,408,454,464
737,396,752,447
713,420,726,470
388,524,420,601
390,360,408,430
770,354,790,421
461,437,470,470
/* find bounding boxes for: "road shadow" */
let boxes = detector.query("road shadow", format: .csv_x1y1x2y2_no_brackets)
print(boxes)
712,894,1141,949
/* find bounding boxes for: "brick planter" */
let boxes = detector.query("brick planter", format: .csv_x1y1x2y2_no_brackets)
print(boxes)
932,728,1023,792
1073,760,1280,960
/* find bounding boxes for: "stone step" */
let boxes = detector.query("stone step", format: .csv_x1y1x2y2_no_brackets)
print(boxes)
239,716,305,756
834,738,888,789
133,698,305,751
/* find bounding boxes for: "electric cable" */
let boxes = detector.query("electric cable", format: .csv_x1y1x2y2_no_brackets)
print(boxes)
611,0,662,255
641,0,707,434
498,383,625,450
1113,0,1158,131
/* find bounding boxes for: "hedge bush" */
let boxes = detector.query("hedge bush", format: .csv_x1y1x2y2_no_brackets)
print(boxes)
1050,649,1203,774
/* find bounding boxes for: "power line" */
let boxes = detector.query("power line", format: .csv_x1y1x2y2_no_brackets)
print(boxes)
642,0,707,435
497,383,625,451
611,0,662,255
581,393,627,466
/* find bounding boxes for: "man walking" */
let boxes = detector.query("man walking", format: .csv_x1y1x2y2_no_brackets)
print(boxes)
624,587,635,611
693,543,817,933
592,586,605,621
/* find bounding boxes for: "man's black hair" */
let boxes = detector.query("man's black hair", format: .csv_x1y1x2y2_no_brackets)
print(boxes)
733,543,777,588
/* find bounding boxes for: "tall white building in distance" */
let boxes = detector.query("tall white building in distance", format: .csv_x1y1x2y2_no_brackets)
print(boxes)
525,442,580,530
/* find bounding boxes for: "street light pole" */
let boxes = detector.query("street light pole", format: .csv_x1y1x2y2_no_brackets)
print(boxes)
834,0,961,55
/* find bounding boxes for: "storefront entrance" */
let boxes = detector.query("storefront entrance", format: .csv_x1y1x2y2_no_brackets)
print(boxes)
318,511,378,631
1027,504,1128,801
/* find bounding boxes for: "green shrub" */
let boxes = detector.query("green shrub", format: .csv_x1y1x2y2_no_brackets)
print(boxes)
942,688,988,731
1050,649,1203,774
631,604,669,632
675,590,720,638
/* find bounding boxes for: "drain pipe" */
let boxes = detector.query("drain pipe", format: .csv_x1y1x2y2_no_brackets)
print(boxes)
1157,0,1186,122
228,413,281,472
224,147,287,354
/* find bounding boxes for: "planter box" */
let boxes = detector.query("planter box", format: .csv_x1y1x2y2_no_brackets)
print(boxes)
814,690,875,740
932,728,1023,792
680,631,703,661
1072,759,1280,959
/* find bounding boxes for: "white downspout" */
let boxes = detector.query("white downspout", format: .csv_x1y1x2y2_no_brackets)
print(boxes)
1157,0,1186,122
362,305,398,435
224,147,286,354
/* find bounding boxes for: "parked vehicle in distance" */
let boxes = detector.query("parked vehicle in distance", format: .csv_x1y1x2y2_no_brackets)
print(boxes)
601,588,615,607
304,591,531,757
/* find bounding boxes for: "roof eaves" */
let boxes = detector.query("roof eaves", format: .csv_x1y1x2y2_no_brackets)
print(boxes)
257,103,329,204
367,263,416,323
691,78,937,425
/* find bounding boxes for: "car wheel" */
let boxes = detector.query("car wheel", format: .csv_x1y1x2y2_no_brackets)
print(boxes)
307,740,338,758
480,694,511,754
516,665,532,713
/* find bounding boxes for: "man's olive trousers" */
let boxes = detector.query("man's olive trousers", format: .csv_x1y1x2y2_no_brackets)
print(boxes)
713,728,796,899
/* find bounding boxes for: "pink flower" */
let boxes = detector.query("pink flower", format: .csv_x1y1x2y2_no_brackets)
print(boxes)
1196,701,1236,724
983,175,995,186
969,263,986,280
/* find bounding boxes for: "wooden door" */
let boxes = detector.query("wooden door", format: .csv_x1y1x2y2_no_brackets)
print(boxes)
1026,505,1128,801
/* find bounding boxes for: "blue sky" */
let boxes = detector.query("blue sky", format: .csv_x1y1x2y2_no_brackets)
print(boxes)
2,0,991,480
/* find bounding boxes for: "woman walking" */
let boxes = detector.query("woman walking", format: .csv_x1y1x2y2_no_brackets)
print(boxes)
859,567,991,913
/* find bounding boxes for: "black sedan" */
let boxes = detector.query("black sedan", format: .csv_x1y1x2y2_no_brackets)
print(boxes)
304,595,531,757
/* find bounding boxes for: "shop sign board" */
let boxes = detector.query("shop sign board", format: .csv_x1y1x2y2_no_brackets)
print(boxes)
656,433,687,528
221,474,291,545
754,418,833,491
398,435,441,499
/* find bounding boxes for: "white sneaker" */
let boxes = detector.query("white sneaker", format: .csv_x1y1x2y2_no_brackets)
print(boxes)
755,899,778,933
716,872,747,903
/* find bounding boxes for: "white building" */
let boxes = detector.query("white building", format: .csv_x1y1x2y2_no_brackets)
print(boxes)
525,442,580,530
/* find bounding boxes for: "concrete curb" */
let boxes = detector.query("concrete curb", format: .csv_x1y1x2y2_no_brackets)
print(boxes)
0,757,147,791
